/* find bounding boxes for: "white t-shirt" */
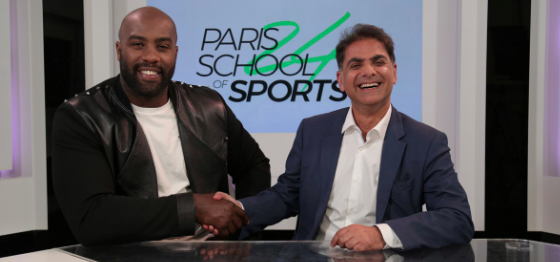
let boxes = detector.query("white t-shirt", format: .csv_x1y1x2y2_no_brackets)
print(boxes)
131,99,189,197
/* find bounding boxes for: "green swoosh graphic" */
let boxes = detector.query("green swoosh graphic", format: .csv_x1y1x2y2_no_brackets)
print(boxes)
244,12,351,92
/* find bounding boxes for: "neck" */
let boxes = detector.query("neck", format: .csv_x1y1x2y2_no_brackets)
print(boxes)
352,103,390,140
120,76,169,108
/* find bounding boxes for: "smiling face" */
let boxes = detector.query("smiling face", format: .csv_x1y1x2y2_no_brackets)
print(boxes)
116,7,178,107
337,38,397,114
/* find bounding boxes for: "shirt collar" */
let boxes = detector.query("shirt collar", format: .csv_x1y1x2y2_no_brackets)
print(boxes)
341,106,393,141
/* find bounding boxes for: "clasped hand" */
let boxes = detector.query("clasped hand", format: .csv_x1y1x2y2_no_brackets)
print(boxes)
193,193,248,237
199,192,244,235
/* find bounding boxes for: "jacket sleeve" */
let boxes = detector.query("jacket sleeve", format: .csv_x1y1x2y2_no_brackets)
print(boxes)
385,132,474,250
52,103,194,246
237,120,306,238
223,103,271,199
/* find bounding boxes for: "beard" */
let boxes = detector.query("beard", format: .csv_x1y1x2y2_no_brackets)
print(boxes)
119,55,175,98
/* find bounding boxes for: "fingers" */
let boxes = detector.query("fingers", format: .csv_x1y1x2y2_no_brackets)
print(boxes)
226,222,236,237
202,224,219,235
231,213,243,229
217,227,230,238
216,223,235,238
332,225,385,252
217,206,244,237
233,205,249,225
207,225,219,235
217,212,244,237
331,232,341,247
331,227,347,247
343,236,359,250
331,227,354,249
195,192,248,237
213,192,243,209
210,228,219,235
353,243,366,253
212,191,226,200
202,224,212,234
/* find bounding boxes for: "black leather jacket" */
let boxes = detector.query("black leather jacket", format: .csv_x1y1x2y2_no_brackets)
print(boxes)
52,76,270,245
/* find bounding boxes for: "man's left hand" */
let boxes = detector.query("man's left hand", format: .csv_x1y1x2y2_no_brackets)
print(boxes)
330,224,386,252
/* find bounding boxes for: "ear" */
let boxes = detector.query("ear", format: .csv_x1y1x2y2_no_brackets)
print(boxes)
336,70,345,92
116,41,122,61
393,63,397,84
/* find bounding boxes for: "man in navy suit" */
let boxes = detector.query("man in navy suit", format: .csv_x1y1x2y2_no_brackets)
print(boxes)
209,24,474,251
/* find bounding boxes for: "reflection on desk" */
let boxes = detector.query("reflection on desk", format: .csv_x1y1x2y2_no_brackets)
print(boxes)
12,239,552,262
59,240,475,262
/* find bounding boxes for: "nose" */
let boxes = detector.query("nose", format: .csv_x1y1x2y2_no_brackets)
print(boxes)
362,63,376,77
141,45,160,64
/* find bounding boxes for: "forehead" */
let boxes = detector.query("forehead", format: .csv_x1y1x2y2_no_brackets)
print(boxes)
120,15,177,42
344,38,389,61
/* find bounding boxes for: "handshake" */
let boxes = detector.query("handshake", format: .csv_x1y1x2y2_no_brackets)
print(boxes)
193,192,245,237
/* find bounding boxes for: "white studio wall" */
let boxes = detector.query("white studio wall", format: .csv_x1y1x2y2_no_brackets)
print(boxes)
528,0,560,236
0,0,47,236
423,0,487,232
84,0,146,87
84,0,487,232
0,0,12,172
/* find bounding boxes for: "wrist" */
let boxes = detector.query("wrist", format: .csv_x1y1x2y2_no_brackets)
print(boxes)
373,226,386,247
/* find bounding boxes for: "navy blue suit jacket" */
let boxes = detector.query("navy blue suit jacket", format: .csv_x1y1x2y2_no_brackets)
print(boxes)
240,107,474,250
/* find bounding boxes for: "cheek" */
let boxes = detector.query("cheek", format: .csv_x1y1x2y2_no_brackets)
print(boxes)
343,73,355,84
163,55,176,66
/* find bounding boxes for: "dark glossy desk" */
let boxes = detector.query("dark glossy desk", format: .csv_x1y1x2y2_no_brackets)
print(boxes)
49,239,560,262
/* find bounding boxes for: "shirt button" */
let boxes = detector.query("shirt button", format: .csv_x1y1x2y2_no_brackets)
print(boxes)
350,208,355,212
358,147,364,151
354,177,358,181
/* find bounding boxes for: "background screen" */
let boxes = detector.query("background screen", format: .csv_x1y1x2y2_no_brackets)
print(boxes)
149,0,422,133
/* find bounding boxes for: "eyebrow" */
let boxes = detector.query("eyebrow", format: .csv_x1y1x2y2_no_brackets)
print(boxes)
128,35,147,41
370,54,388,62
346,57,364,67
128,35,174,43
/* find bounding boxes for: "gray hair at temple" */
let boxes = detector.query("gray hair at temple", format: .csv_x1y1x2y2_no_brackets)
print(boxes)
335,24,396,69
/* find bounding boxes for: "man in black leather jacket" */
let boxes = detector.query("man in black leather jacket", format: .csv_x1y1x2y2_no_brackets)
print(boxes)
51,7,270,246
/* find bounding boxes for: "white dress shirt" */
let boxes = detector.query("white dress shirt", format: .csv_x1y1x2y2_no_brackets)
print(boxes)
315,106,403,249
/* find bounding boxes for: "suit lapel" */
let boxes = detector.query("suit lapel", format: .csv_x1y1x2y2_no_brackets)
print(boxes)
318,133,343,203
376,107,406,222
311,109,346,234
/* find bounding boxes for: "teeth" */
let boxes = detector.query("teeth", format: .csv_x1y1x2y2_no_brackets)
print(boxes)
359,83,380,88
141,70,158,75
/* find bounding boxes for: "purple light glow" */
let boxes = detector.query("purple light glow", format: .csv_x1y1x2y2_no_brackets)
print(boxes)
544,0,560,177
0,2,20,178
545,244,560,261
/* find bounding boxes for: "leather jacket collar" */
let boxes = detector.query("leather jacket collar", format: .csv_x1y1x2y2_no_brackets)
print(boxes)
72,76,230,198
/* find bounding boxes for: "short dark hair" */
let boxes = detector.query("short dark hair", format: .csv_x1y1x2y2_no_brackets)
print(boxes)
335,24,396,69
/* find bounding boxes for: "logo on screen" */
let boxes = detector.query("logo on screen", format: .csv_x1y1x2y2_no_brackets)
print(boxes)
196,13,351,103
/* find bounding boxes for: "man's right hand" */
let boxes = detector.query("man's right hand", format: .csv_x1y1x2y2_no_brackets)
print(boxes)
201,192,244,235
212,191,242,208
193,193,249,237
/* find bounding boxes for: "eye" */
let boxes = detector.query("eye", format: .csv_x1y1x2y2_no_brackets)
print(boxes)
131,42,144,47
375,60,386,66
349,63,361,69
158,44,171,50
